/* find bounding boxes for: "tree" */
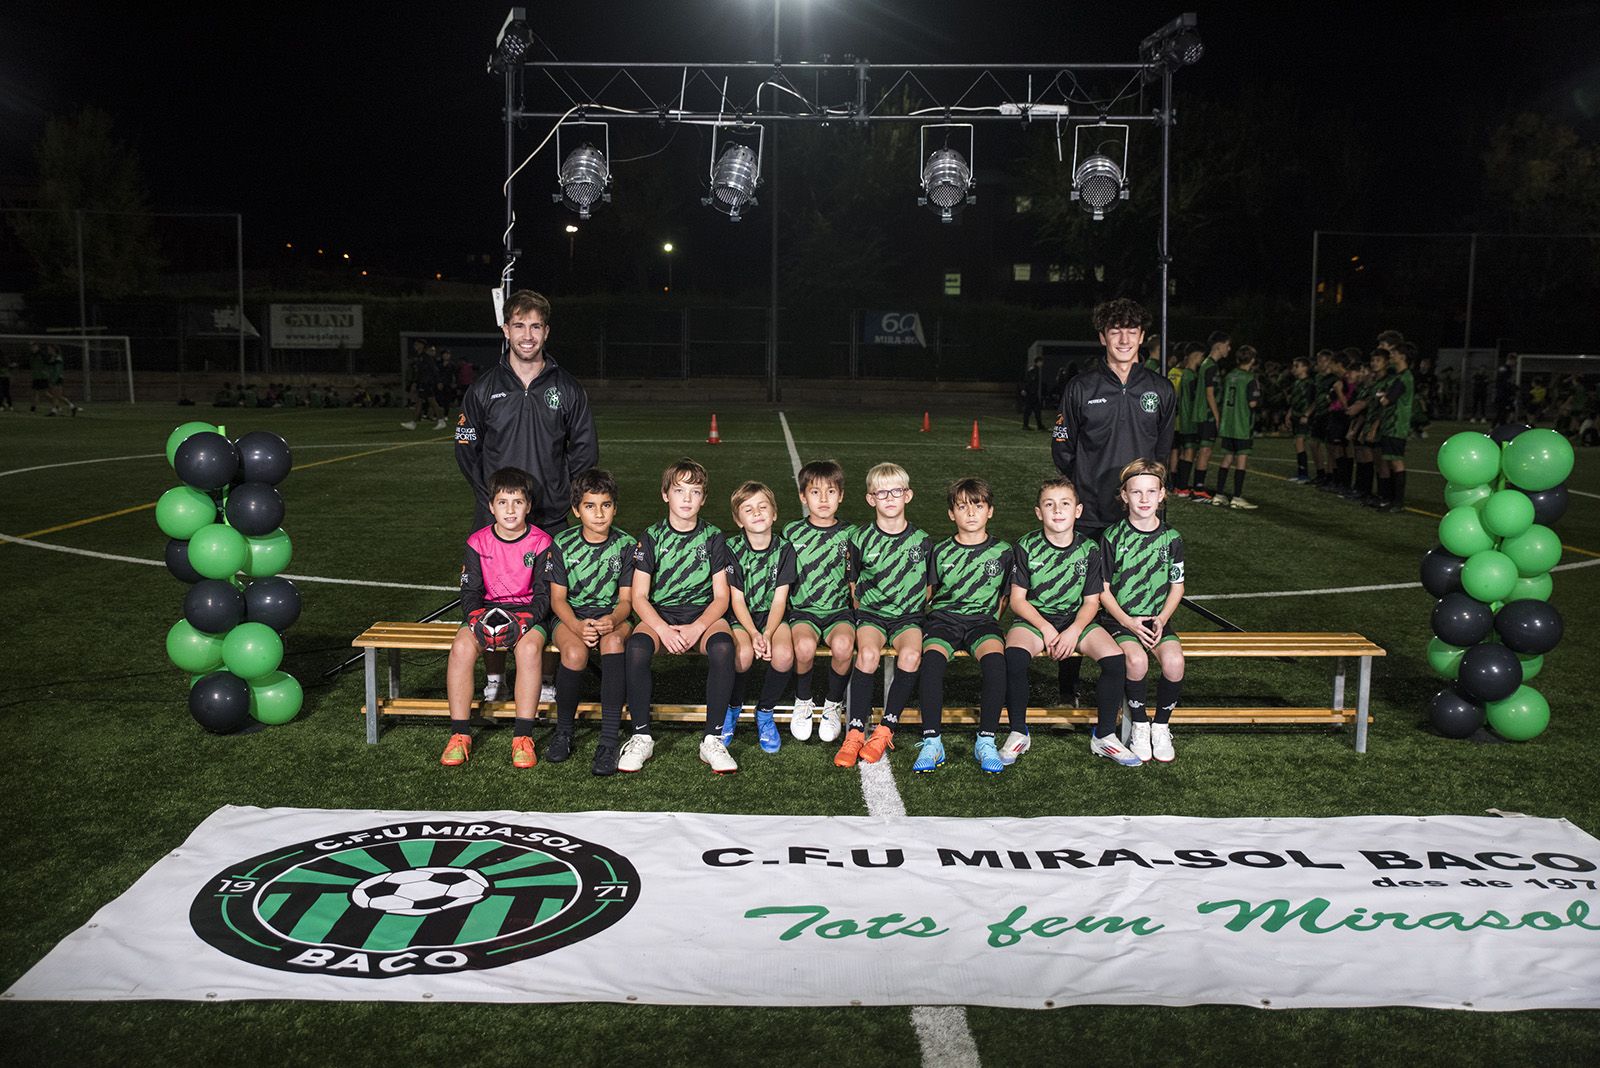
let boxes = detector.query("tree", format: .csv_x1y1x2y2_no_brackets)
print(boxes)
10,107,162,299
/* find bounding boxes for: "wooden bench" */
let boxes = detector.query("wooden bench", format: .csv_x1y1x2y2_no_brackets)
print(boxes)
351,623,1385,752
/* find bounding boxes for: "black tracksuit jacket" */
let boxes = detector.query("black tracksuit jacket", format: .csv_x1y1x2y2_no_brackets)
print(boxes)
1051,357,1177,531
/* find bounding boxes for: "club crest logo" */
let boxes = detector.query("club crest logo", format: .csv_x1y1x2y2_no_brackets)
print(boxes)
544,387,562,410
523,551,538,567
983,559,1004,578
190,821,639,978
907,545,926,565
1140,391,1160,413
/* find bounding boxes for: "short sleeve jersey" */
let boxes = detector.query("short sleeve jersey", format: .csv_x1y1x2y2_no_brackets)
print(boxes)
633,519,731,610
1312,372,1338,416
1380,369,1415,436
1099,519,1185,617
461,524,554,612
847,522,933,617
1176,367,1200,434
1220,369,1260,439
1291,376,1316,417
782,518,854,614
926,535,1014,619
727,534,799,618
548,527,637,612
1010,530,1104,617
1192,358,1220,423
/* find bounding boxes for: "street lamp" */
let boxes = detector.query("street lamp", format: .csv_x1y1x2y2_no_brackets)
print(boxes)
565,223,578,269
662,242,674,293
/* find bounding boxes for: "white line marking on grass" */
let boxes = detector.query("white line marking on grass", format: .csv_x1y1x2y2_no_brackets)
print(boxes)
1251,455,1600,500
1189,557,1600,601
781,410,981,1068
0,442,445,479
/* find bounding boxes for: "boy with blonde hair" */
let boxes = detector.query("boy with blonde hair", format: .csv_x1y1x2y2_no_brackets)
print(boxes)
723,481,798,753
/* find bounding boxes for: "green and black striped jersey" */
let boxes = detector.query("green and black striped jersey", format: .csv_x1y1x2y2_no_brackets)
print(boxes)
1312,372,1339,416
1099,519,1185,617
1290,376,1317,417
1177,367,1200,434
547,527,637,611
726,533,798,618
633,519,732,609
781,517,854,614
926,535,1013,618
847,521,932,617
1378,370,1414,437
1010,530,1103,617
1219,369,1260,439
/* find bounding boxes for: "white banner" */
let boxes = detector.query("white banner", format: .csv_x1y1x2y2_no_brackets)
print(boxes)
269,303,363,349
10,807,1600,1009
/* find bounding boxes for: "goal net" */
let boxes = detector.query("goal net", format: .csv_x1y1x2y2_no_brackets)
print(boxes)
0,334,135,404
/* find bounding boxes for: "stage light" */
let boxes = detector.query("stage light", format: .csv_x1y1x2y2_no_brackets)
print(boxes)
918,125,976,222
1140,12,1202,74
552,122,612,219
488,8,532,76
1068,123,1129,221
703,126,763,222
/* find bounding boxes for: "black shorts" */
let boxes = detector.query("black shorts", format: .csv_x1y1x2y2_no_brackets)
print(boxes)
1006,611,1074,642
1220,435,1253,455
1176,430,1200,449
653,603,710,628
922,611,1004,656
1380,436,1407,460
1309,412,1330,441
31,378,49,391
788,607,854,638
1093,613,1181,647
1324,412,1349,446
1197,419,1218,444
855,612,922,642
726,604,778,631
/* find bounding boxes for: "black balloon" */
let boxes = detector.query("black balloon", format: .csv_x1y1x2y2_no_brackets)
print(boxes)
236,431,293,485
1457,643,1523,703
1490,423,1533,444
225,481,285,537
1430,688,1486,739
245,576,302,631
165,538,204,584
184,579,245,634
1420,545,1467,599
1432,592,1494,646
1523,484,1569,527
1495,598,1564,655
189,671,252,733
174,431,240,491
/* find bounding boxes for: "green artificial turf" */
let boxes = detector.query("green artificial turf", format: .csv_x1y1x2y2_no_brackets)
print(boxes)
2,402,1598,1065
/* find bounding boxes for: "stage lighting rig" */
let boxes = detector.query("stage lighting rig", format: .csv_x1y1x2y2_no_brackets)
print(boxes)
1069,123,1129,220
488,8,532,75
702,125,763,222
918,125,975,223
1140,12,1202,74
553,122,611,219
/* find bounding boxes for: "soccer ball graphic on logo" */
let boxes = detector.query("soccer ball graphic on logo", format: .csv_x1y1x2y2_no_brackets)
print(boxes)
350,867,491,916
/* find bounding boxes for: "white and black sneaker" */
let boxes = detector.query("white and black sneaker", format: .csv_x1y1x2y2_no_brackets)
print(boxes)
1151,722,1176,763
617,734,655,773
698,735,738,774
1129,720,1153,763
790,698,815,740
481,675,503,702
818,700,844,743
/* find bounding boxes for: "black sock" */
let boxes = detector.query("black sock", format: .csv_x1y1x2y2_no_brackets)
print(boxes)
847,668,875,731
1193,465,1209,491
599,652,625,744
555,665,583,731
1377,475,1392,502
1233,468,1247,498
1156,675,1183,724
1356,460,1374,496
1125,673,1149,724
704,634,735,734
1296,451,1308,477
1058,657,1082,704
795,666,814,701
1176,458,1193,488
1095,654,1126,738
978,652,1005,736
624,632,655,735
728,669,749,713
1004,646,1032,732
883,666,917,727
1392,470,1407,508
447,717,470,732
513,718,535,737
919,650,948,737
756,664,793,710
827,666,850,704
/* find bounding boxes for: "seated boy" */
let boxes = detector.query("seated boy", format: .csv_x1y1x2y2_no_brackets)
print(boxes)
442,466,553,768
1097,459,1187,765
545,468,637,776
837,462,930,767
723,480,798,754
1003,476,1128,766
783,460,856,743
622,458,739,774
917,477,1013,774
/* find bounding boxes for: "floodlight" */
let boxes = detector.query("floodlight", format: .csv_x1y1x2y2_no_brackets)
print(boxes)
1069,123,1129,220
488,8,532,76
702,125,763,222
918,125,976,222
1140,12,1202,74
552,122,611,219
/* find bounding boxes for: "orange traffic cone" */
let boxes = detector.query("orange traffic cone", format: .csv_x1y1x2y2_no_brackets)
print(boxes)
965,419,983,451
707,414,722,445
920,411,931,433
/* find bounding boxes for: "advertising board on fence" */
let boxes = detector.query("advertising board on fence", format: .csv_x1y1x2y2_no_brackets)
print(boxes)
269,304,363,349
9,807,1599,1009
863,311,925,347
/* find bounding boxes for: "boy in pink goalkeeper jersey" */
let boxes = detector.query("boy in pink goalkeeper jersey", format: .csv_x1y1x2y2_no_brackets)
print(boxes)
441,467,553,769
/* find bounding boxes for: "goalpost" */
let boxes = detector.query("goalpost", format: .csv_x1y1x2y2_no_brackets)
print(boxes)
0,333,136,404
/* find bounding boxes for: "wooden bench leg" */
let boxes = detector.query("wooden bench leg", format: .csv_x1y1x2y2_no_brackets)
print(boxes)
1355,655,1372,754
364,647,380,745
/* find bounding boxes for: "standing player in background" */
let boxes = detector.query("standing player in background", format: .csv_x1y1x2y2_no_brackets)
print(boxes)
1374,343,1415,513
1020,355,1048,431
1210,345,1262,510
1288,356,1317,483
1171,342,1205,497
1185,331,1230,501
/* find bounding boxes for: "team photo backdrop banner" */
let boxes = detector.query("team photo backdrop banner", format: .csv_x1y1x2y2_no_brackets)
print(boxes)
10,806,1600,1009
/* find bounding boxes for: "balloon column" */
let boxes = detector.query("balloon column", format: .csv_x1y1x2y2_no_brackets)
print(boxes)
159,423,302,733
1426,427,1572,741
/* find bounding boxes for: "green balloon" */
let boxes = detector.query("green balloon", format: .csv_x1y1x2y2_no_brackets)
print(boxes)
188,523,249,579
1438,505,1494,558
1501,428,1575,492
249,670,304,725
166,421,221,467
1481,489,1534,539
1511,572,1553,601
167,619,225,673
1437,432,1500,487
222,621,284,680
1486,685,1550,742
155,485,219,540
1461,549,1518,603
244,527,293,578
1442,481,1492,510
1427,637,1468,680
1501,524,1561,577
1517,653,1544,682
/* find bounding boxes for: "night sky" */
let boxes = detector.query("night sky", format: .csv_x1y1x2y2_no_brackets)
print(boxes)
4,2,1597,283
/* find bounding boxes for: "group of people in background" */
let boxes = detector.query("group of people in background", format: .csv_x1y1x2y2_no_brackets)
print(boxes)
401,339,477,431
0,341,80,416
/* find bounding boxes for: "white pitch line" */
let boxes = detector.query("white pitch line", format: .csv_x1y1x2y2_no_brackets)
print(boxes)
1250,455,1600,500
780,410,981,1068
1189,556,1600,601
